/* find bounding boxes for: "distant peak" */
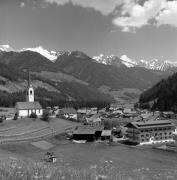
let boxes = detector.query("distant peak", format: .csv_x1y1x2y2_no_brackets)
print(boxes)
93,53,137,68
21,46,58,61
0,44,15,52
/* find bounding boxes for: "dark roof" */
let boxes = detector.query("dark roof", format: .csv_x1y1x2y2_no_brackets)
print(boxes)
61,107,77,114
126,120,175,129
15,102,42,110
73,128,96,135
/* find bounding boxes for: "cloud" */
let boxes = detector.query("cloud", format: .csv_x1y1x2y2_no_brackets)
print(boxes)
44,0,123,15
156,1,177,28
20,2,25,7
113,0,167,32
43,0,177,32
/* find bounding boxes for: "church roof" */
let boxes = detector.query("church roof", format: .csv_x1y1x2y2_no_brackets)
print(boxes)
15,102,42,110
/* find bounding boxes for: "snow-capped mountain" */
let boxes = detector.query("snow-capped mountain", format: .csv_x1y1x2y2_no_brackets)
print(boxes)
21,46,58,61
93,53,177,71
0,45,58,61
0,45,15,52
1,45,177,71
120,55,138,67
93,54,137,68
138,59,177,71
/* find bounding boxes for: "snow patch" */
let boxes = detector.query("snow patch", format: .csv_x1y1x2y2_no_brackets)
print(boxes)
22,46,57,61
120,55,137,67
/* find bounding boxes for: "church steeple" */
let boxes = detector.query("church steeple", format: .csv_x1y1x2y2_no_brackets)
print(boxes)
26,68,34,102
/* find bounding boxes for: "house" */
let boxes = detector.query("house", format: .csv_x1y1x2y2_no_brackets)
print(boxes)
110,103,122,111
15,102,43,118
77,108,87,115
162,111,176,119
15,71,43,118
60,107,77,120
86,114,102,127
73,128,96,141
101,130,112,140
125,120,175,145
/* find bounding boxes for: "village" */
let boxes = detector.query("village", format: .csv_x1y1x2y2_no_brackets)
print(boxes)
0,75,177,149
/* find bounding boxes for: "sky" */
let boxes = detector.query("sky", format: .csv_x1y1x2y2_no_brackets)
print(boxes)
0,0,177,61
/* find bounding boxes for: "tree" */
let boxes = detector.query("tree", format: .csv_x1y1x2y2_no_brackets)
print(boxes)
41,110,50,122
30,112,37,119
13,112,18,120
0,116,4,123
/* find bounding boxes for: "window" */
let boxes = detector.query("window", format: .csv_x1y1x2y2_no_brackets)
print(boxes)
30,90,33,95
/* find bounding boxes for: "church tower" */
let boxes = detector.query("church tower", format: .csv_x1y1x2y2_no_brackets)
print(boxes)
26,69,34,102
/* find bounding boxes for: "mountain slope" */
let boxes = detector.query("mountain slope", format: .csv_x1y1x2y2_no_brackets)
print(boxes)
0,51,58,72
55,51,170,90
0,52,113,107
139,72,177,111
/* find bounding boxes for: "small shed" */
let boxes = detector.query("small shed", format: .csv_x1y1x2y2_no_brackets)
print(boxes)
73,128,96,142
101,130,112,140
45,152,57,163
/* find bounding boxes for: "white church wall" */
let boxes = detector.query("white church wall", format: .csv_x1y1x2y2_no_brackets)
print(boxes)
18,110,28,118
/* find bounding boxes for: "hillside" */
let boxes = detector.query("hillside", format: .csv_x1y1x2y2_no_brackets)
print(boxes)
55,51,169,90
0,49,174,105
0,51,58,72
139,72,177,111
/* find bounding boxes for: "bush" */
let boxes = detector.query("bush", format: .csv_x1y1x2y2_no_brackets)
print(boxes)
0,116,4,123
13,113,18,120
41,110,50,122
30,112,37,119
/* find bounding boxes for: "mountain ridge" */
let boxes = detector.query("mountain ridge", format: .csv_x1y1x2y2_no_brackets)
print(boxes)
1,45,177,71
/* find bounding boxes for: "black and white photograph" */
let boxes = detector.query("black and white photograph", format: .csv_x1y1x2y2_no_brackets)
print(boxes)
0,0,177,179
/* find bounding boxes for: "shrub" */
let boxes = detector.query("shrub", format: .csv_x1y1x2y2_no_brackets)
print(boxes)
13,113,18,120
30,112,37,119
41,110,50,122
0,116,4,123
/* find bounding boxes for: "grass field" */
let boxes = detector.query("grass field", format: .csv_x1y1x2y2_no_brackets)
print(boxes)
1,136,177,180
0,118,177,179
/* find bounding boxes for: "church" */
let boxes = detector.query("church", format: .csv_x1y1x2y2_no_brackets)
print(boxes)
15,71,43,118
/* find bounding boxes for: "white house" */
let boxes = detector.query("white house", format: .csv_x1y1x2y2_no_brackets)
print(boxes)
15,70,43,118
60,107,77,120
15,102,43,118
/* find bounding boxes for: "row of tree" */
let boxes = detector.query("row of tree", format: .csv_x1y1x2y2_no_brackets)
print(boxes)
0,89,111,110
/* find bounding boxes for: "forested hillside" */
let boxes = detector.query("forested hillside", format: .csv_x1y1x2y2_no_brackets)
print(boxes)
139,72,177,111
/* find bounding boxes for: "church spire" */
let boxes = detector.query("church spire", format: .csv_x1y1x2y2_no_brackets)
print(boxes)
28,68,31,87
26,68,34,102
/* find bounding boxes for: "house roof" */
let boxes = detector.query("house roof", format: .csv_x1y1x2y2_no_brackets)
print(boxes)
86,114,102,122
73,128,96,135
15,102,42,110
61,107,77,114
126,120,175,129
101,130,112,136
